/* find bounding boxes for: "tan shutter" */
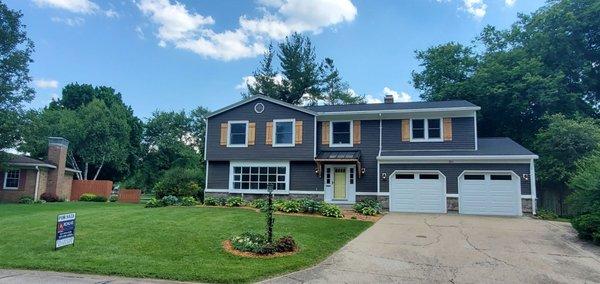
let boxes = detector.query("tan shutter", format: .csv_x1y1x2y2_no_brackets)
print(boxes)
443,118,453,141
220,123,228,146
321,121,329,145
248,122,256,145
295,121,303,144
265,122,273,145
401,119,410,142
353,120,361,144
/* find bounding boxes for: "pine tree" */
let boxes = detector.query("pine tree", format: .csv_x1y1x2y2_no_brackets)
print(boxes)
320,58,365,105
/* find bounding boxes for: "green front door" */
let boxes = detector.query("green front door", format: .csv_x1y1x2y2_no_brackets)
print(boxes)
334,168,347,200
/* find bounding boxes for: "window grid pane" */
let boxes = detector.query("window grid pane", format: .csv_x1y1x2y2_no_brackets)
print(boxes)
274,121,294,145
4,170,19,188
229,123,247,145
332,122,351,144
232,165,287,191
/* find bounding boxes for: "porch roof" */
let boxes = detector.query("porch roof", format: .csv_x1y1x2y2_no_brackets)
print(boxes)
315,150,361,162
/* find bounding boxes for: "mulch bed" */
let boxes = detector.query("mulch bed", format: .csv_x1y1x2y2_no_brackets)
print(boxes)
200,205,384,222
222,240,299,258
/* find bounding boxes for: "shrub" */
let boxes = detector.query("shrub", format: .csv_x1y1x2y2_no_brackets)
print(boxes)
320,203,343,218
273,199,286,211
353,198,382,215
79,193,107,202
18,196,34,204
109,195,118,202
40,192,59,202
34,199,46,204
145,197,162,208
571,212,600,244
274,236,296,252
280,200,302,213
536,208,558,220
250,198,268,210
226,196,245,207
203,196,220,206
180,196,197,206
299,199,323,213
217,197,227,206
161,195,180,206
153,167,204,200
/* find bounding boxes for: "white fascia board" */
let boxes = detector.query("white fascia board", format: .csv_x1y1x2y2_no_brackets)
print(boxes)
206,95,317,118
377,155,539,163
7,162,57,169
316,106,480,116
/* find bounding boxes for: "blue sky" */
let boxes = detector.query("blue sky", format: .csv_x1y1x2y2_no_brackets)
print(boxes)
7,0,546,120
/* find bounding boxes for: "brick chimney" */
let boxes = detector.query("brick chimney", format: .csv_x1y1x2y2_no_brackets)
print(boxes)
384,94,394,104
46,137,69,197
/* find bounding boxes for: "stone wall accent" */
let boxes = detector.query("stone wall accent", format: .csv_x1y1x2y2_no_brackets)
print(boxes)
204,192,325,203
522,198,532,213
447,197,459,211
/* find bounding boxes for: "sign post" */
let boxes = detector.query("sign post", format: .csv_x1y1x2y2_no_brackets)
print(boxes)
55,213,76,250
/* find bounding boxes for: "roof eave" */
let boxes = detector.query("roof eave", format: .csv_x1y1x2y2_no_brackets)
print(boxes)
316,106,481,116
6,162,57,169
377,154,538,161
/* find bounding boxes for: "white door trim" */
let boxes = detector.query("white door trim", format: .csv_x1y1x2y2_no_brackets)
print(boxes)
324,164,356,204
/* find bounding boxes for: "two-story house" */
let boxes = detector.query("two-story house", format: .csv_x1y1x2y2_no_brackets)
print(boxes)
204,95,538,216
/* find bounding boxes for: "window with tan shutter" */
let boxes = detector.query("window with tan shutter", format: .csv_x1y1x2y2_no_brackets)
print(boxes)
353,120,361,144
265,122,273,145
220,123,228,146
295,121,303,144
321,121,329,145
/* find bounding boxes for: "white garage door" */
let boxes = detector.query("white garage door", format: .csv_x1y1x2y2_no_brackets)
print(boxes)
459,172,522,216
389,172,446,213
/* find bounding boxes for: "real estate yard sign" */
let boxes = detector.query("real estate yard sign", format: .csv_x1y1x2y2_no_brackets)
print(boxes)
55,213,76,250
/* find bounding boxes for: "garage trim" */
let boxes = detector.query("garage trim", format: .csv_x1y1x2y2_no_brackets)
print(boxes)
389,170,447,213
457,170,522,216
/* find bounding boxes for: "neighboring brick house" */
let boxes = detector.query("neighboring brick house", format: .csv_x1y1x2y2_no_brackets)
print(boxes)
204,95,539,216
0,137,79,202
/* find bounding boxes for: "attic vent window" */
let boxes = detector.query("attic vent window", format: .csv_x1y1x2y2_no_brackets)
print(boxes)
254,103,265,114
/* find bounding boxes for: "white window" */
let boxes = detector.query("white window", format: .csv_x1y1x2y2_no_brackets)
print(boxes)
3,170,20,189
411,118,442,142
227,121,248,147
330,121,353,147
230,162,289,192
273,119,295,147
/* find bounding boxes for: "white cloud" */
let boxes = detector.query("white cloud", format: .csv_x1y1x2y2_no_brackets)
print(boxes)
51,16,85,26
34,79,59,89
33,0,99,14
365,95,382,104
505,0,516,7
235,74,284,91
105,9,119,18
365,87,412,104
137,0,357,61
463,0,487,19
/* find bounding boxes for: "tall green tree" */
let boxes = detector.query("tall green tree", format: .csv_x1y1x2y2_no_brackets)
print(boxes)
278,33,322,105
246,44,282,99
0,2,34,152
320,58,365,105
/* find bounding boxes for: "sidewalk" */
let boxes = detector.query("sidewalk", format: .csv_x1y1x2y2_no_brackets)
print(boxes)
0,269,194,284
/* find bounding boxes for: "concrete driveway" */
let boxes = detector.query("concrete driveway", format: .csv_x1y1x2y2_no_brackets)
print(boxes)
265,213,600,283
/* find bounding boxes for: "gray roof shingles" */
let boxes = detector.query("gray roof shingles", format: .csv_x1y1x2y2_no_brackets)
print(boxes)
305,100,478,113
316,151,361,160
380,137,536,157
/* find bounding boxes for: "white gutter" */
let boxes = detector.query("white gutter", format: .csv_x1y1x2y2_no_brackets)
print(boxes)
530,158,537,215
377,155,539,161
313,116,317,158
8,163,56,169
473,111,479,151
316,106,481,116
34,166,40,201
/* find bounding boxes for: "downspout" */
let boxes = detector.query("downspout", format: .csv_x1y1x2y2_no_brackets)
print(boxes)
204,119,209,192
530,159,537,215
34,166,40,201
377,113,382,194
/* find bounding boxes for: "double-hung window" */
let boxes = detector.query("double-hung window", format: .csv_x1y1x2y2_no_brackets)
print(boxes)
411,118,442,142
330,121,352,147
230,162,289,191
228,121,248,147
3,170,20,190
273,119,295,147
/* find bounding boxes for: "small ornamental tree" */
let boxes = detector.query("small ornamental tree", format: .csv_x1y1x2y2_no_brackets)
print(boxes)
266,184,275,243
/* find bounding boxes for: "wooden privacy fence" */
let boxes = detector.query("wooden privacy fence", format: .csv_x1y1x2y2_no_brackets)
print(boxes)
71,180,113,201
118,189,141,203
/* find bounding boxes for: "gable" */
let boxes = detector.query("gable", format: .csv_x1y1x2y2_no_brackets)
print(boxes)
207,96,315,119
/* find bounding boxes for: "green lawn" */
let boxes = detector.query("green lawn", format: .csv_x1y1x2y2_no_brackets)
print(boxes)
0,203,371,283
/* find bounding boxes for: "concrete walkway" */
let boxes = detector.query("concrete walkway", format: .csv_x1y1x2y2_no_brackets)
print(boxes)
263,213,600,283
0,269,190,284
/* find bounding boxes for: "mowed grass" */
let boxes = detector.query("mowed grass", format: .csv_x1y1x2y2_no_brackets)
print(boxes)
0,203,371,283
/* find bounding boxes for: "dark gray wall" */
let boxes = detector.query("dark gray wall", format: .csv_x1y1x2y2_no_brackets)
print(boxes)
207,160,324,191
316,120,379,193
206,98,315,161
382,117,475,151
380,163,531,195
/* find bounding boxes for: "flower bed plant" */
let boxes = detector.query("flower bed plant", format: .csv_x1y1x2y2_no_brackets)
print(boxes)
353,198,382,216
230,232,297,255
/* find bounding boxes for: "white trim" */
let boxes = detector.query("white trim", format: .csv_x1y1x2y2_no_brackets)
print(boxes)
324,164,356,204
379,159,534,164
473,111,479,151
228,161,290,193
289,190,324,195
356,192,389,196
272,119,295,147
314,106,481,116
378,155,539,162
377,116,382,193
410,118,443,142
254,102,265,114
205,188,228,193
203,118,208,161
227,120,249,148
530,159,537,215
313,116,317,158
204,160,209,192
3,170,20,190
458,170,522,216
207,95,317,118
521,195,532,199
329,120,353,147
7,162,56,169
34,166,40,201
388,170,448,213
446,193,459,198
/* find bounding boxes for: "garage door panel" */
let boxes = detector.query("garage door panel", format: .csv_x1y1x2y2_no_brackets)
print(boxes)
390,173,446,213
459,173,521,216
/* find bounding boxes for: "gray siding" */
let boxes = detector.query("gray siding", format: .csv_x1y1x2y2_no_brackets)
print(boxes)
316,120,379,193
207,161,229,189
206,98,315,161
380,163,531,195
290,161,323,191
382,117,475,151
